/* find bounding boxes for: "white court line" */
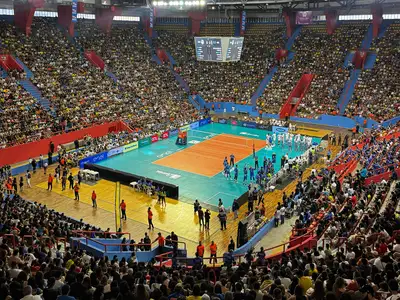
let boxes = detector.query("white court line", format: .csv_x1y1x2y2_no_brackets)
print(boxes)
190,129,219,135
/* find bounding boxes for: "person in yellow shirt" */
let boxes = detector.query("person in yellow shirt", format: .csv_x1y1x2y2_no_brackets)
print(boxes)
187,284,202,300
299,270,313,295
308,263,318,276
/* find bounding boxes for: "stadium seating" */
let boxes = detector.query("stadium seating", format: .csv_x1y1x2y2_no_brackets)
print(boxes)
257,23,368,117
345,23,400,121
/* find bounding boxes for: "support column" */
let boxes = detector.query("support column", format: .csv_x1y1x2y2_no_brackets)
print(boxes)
283,9,296,38
148,7,155,37
14,0,44,36
324,9,338,35
371,3,383,38
95,6,121,34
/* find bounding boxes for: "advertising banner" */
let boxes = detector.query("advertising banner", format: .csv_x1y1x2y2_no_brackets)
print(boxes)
218,118,228,124
257,124,272,130
139,137,151,147
272,126,289,134
180,124,190,132
190,121,199,129
199,118,211,127
161,131,169,139
296,11,313,25
79,151,108,168
108,146,124,157
240,11,246,36
169,128,179,137
123,141,138,153
242,121,257,129
151,134,159,143
72,0,78,23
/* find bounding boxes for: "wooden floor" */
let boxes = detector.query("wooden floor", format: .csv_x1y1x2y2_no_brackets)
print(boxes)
20,143,339,258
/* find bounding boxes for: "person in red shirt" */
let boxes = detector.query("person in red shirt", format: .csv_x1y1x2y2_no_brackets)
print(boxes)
210,241,217,264
120,200,127,220
91,190,97,208
47,174,53,191
74,183,80,201
351,195,357,207
377,238,388,256
147,207,154,230
196,241,205,258
153,232,165,254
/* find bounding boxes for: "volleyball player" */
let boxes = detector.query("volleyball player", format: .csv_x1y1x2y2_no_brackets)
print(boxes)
234,165,239,183
243,165,248,184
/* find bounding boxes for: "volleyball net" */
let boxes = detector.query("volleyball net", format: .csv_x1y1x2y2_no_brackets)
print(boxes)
188,130,255,148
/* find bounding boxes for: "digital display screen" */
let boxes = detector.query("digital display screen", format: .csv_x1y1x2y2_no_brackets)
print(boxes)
226,38,244,61
194,37,223,62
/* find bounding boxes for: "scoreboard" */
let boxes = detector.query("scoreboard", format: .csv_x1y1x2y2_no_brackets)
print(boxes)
195,37,223,61
194,37,244,62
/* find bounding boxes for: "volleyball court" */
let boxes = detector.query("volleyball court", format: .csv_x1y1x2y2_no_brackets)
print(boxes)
154,130,265,177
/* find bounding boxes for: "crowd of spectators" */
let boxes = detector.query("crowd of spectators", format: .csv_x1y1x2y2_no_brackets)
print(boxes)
0,18,199,146
0,71,55,147
75,21,198,136
1,149,400,299
345,24,400,122
257,23,367,117
155,25,287,104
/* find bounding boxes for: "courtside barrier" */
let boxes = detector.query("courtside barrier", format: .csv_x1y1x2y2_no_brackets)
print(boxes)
78,117,211,172
0,120,131,166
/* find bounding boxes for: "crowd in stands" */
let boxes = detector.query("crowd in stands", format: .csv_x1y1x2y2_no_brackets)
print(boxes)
75,21,198,136
330,124,400,178
0,19,199,146
1,142,400,299
155,25,287,104
0,71,55,147
257,24,367,117
345,24,400,122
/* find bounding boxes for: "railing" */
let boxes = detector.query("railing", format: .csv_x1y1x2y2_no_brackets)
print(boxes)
72,230,131,240
75,236,153,253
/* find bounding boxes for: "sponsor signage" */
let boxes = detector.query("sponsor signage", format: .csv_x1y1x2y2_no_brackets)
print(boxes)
190,121,199,129
272,126,289,133
123,141,138,153
72,0,78,23
151,134,159,143
79,151,108,168
218,118,228,124
242,121,257,129
240,11,246,35
199,117,211,126
256,124,272,130
169,128,179,136
108,146,124,157
180,124,190,132
161,131,169,139
139,137,151,147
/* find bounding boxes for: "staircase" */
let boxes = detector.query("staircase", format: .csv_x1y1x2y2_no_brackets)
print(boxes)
188,95,200,110
0,67,7,78
279,73,314,118
19,79,57,116
172,68,190,93
364,53,377,69
250,66,278,106
105,70,118,83
285,26,302,51
378,20,393,39
361,24,373,50
14,57,33,79
343,52,355,68
165,51,176,65
337,69,361,114
152,54,162,65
